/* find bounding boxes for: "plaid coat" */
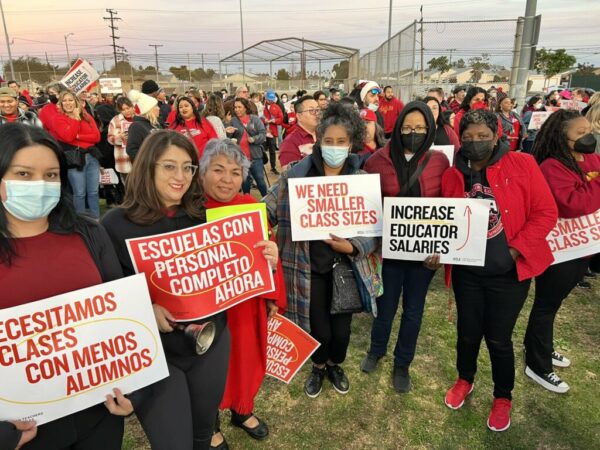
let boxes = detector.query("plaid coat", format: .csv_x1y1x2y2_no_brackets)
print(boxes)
262,154,381,332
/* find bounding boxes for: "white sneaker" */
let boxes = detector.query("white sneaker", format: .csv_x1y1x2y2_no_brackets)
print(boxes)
525,366,570,394
552,351,571,368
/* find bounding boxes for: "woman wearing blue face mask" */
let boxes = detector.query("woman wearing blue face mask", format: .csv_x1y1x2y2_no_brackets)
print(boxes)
262,103,381,399
0,123,132,450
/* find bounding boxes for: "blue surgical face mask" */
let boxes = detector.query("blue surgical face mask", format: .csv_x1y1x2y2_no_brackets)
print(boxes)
2,179,61,221
321,146,349,169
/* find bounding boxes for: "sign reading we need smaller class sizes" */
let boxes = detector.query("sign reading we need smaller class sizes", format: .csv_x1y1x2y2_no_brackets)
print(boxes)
288,174,383,241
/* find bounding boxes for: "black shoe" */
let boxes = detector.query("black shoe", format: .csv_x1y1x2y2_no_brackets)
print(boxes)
360,353,381,374
584,270,596,279
230,411,269,440
304,366,326,398
393,366,412,393
271,168,280,175
326,364,350,394
210,433,229,450
577,280,592,289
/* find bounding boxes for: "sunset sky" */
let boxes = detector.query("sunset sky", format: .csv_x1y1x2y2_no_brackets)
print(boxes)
1,0,599,74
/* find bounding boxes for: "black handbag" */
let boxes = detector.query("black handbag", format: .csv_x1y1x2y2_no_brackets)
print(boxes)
330,257,363,315
62,145,86,170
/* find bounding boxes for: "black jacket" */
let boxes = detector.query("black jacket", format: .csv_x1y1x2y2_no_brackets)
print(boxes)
0,217,124,450
126,116,159,161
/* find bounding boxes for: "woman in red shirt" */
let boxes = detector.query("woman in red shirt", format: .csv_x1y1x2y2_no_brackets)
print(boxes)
52,91,101,218
524,110,600,393
496,96,526,152
169,96,217,158
0,123,131,450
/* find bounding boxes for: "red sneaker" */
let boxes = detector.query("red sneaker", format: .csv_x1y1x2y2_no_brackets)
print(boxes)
444,379,474,410
487,398,512,432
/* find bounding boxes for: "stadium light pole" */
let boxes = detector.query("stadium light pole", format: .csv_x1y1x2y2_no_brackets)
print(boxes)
0,0,15,80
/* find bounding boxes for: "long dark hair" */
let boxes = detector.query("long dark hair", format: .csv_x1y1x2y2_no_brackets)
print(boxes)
233,97,253,116
0,123,80,265
460,86,487,112
202,93,225,120
532,109,585,180
120,130,205,224
172,96,202,127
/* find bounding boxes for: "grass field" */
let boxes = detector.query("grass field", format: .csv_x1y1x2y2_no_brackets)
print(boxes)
121,270,600,450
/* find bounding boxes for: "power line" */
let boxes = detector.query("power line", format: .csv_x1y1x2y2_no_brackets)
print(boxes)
148,44,163,78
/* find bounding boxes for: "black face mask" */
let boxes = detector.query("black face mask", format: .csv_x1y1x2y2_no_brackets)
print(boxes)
462,140,495,162
400,132,426,154
573,133,597,154
49,94,58,104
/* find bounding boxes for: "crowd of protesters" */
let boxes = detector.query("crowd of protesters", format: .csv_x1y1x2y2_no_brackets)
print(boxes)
0,75,598,450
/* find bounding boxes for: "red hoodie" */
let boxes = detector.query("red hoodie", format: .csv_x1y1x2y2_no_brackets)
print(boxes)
263,102,283,137
379,96,404,134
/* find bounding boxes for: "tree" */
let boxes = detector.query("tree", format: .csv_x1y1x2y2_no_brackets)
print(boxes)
534,48,576,87
575,62,596,75
427,56,451,74
3,57,56,84
190,68,215,81
331,60,349,79
468,54,491,83
453,58,466,69
170,65,191,80
109,61,137,77
276,68,291,80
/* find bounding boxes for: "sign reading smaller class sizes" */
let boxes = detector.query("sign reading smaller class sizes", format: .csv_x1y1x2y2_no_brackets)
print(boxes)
547,209,600,265
266,314,320,384
127,211,275,321
288,174,383,241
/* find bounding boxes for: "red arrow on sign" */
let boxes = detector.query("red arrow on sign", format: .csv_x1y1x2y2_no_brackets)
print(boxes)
455,205,472,251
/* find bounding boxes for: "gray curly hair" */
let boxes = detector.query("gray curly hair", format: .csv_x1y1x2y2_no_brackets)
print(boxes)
199,138,251,180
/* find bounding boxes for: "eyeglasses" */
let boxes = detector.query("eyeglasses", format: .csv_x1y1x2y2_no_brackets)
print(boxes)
299,108,321,116
156,162,198,177
400,126,428,134
368,89,382,95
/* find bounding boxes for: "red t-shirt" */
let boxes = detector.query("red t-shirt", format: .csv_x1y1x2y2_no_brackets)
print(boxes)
170,118,218,158
0,232,102,308
238,115,251,160
3,113,18,123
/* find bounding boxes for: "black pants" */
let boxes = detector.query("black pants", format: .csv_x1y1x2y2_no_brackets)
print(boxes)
524,258,588,375
134,328,230,450
265,137,278,171
310,271,353,365
452,267,531,400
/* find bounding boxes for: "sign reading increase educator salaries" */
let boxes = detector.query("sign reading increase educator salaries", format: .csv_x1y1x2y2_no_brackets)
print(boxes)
383,198,491,266
60,59,100,95
127,211,275,321
0,274,168,426
266,314,320,384
288,174,383,241
547,209,600,265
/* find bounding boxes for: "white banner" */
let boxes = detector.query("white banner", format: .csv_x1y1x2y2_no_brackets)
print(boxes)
382,197,492,266
548,210,600,265
99,78,123,94
431,145,455,166
60,59,100,95
0,274,168,425
288,174,383,241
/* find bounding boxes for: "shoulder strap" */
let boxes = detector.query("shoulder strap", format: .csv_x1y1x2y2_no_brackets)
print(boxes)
404,150,433,193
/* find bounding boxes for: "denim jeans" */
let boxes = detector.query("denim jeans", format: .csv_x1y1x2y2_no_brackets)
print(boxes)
368,260,435,368
68,152,100,218
242,158,268,197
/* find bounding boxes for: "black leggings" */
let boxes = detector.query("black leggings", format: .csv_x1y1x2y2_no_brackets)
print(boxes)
309,271,353,365
452,267,531,400
524,258,588,375
265,137,278,170
134,328,230,450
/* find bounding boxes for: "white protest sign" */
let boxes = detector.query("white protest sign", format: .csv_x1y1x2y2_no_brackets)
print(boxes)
99,78,123,94
382,197,491,266
528,111,552,130
288,174,383,241
547,210,600,265
431,145,455,166
0,274,168,425
60,59,100,95
99,168,119,185
559,99,587,112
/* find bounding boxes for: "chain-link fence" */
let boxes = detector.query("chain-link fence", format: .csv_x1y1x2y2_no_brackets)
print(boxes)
359,19,519,103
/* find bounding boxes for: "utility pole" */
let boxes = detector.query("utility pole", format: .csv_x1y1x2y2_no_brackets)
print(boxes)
104,9,123,74
0,0,15,80
64,33,74,66
239,0,246,82
419,5,424,83
187,53,192,82
513,0,539,106
149,44,163,79
25,57,31,90
448,48,457,65
387,0,393,81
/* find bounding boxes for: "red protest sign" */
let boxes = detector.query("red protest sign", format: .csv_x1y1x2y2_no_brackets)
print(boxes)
266,314,320,383
126,211,275,321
